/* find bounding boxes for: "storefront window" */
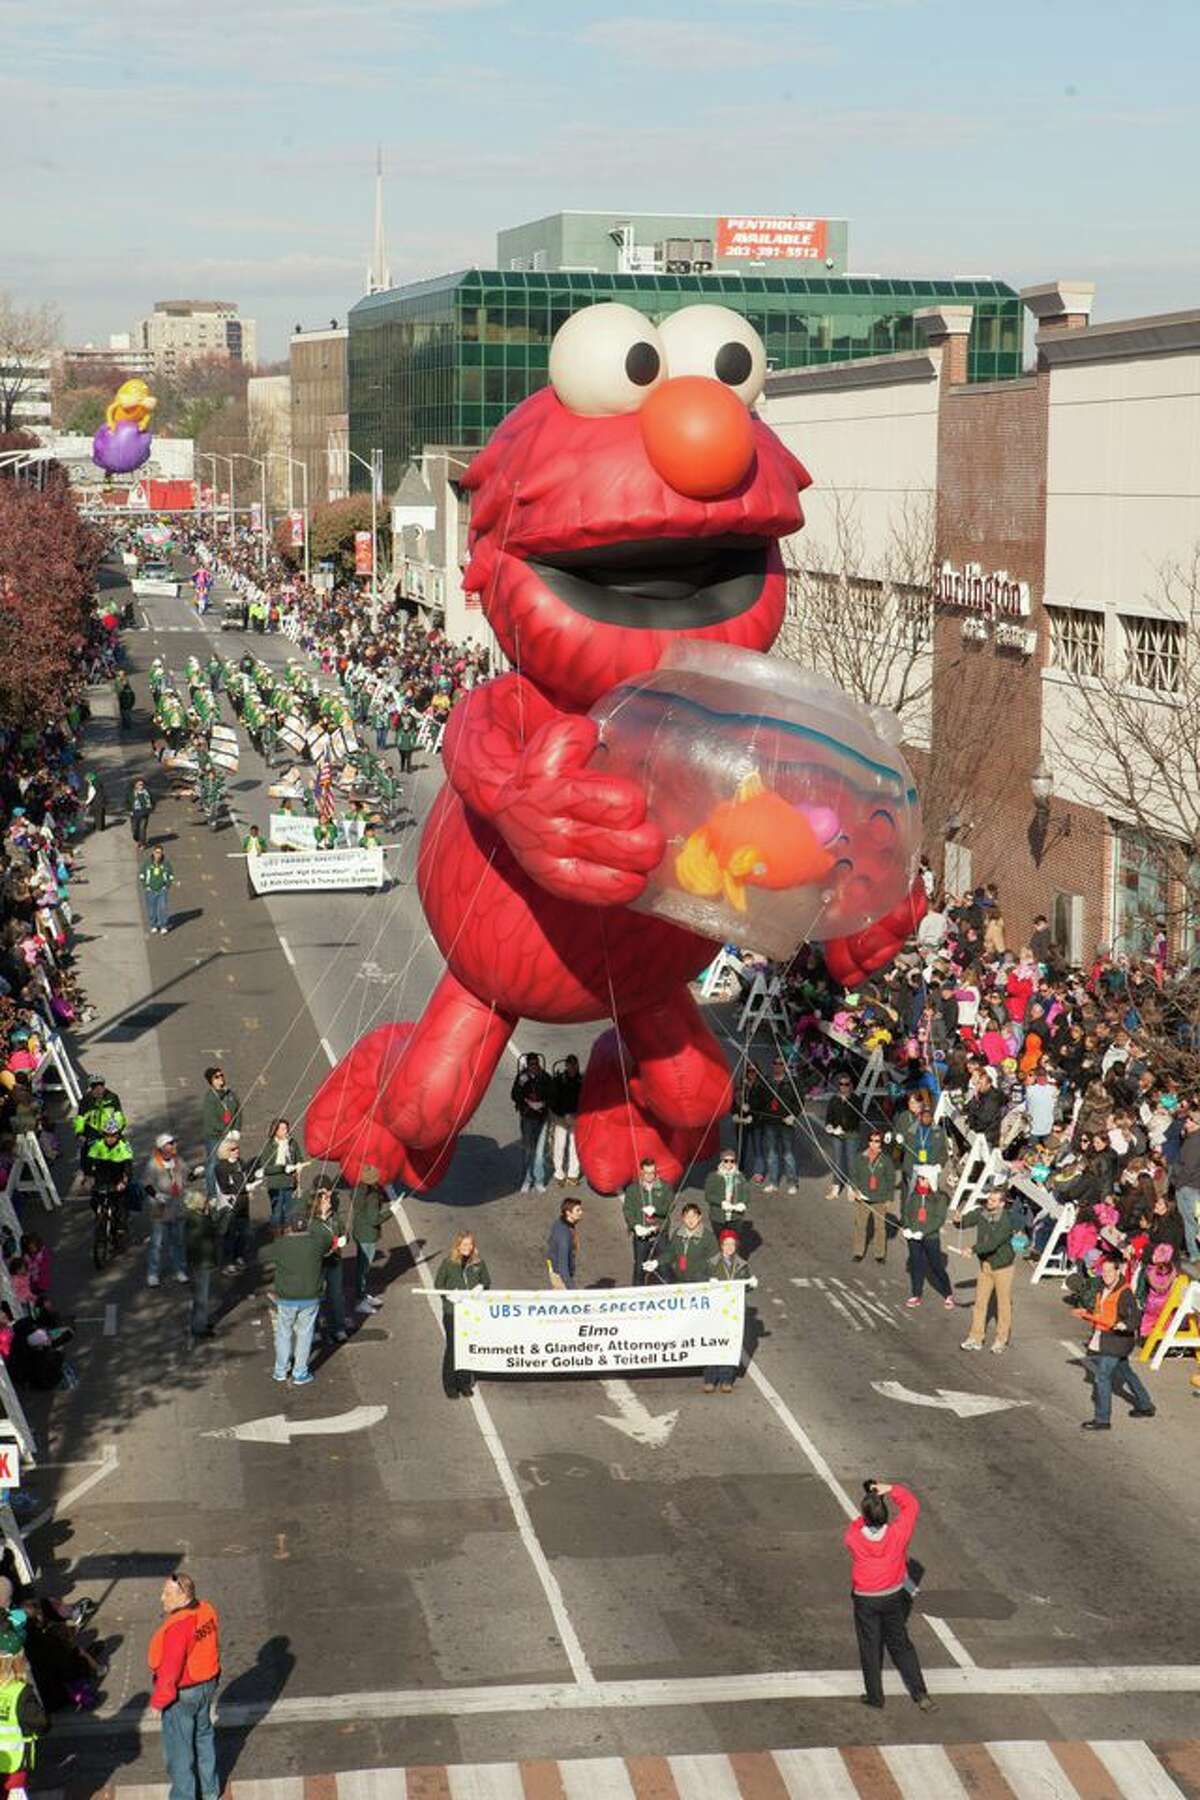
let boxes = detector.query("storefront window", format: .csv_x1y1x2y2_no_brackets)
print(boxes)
1112,828,1169,955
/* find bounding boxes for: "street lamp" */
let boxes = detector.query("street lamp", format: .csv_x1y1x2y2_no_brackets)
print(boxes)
1030,756,1071,865
345,446,383,631
264,450,311,585
231,452,268,577
194,452,224,543
197,451,235,547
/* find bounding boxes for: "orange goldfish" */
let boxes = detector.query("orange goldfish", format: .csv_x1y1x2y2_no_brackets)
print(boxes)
675,771,835,913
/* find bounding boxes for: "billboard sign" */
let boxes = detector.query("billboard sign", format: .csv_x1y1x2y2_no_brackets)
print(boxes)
715,216,828,262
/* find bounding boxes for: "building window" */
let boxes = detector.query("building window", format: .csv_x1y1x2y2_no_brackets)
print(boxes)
1120,614,1184,693
893,583,933,648
1046,605,1104,678
1112,827,1169,955
1052,892,1084,966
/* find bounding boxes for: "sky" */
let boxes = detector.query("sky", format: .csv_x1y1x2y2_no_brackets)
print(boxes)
3,0,1197,360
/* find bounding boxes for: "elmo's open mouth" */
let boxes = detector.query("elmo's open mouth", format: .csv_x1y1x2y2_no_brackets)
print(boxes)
526,534,769,630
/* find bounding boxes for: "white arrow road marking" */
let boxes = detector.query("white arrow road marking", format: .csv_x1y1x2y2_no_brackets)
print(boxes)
202,1404,388,1446
872,1380,1031,1420
597,1380,679,1447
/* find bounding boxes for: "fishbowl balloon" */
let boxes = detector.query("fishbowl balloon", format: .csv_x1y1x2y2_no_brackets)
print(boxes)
588,640,921,958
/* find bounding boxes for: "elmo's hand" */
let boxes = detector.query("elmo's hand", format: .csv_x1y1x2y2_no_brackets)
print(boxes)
823,876,927,988
495,715,664,906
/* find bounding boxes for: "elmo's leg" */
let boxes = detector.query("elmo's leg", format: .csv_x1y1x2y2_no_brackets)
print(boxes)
577,988,730,1192
305,972,515,1189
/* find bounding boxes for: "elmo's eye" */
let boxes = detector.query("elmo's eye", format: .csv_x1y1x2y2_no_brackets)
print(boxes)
549,304,665,416
659,306,766,407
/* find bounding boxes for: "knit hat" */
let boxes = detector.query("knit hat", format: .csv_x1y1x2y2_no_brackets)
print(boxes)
718,1227,739,1245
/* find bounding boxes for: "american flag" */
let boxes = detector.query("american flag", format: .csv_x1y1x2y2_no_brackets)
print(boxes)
314,758,336,825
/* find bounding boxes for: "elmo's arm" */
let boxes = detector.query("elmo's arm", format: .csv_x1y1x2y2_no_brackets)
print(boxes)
443,674,664,906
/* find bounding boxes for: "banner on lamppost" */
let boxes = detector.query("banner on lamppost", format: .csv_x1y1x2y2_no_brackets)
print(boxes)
354,530,374,576
449,1282,747,1376
288,509,305,548
250,501,263,533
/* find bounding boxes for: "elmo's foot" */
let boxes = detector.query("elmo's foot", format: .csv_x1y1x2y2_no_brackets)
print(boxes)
577,1028,718,1192
304,1023,452,1189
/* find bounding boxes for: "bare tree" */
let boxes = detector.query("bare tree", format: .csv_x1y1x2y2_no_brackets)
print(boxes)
779,487,1022,895
0,295,61,433
1047,546,1200,950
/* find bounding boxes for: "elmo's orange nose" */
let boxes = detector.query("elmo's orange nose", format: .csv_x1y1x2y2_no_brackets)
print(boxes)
639,376,755,499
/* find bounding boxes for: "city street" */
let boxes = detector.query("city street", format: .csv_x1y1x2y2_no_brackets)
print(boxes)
26,557,1200,1795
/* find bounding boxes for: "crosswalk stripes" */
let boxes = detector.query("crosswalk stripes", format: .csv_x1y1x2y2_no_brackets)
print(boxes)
38,1739,1200,1796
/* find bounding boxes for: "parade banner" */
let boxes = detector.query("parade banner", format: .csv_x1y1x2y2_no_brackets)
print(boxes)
450,1282,746,1376
354,530,374,576
268,813,365,850
288,509,305,548
248,847,385,895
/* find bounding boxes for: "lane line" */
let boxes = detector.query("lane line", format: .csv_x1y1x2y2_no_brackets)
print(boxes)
740,1357,856,1519
48,1665,1200,1735
388,1186,595,1689
103,1303,118,1337
924,1614,976,1670
278,934,297,969
26,1443,119,1535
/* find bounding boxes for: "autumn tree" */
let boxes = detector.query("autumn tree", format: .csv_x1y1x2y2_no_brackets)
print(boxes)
0,469,104,723
0,294,61,433
307,495,381,573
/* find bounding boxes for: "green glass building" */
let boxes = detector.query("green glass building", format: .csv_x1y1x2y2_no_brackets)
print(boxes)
349,268,1022,495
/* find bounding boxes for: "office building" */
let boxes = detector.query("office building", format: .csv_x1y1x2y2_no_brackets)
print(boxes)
349,267,1022,494
136,300,257,374
497,210,850,278
760,281,1200,959
247,374,292,510
289,324,349,506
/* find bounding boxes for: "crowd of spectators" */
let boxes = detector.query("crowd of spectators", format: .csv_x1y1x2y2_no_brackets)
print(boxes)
729,879,1200,1375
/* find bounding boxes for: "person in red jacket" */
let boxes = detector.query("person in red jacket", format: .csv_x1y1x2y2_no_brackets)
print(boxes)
148,1572,221,1800
842,1480,934,1712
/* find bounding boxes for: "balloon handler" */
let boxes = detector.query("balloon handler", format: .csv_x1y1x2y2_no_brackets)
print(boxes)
306,303,924,1194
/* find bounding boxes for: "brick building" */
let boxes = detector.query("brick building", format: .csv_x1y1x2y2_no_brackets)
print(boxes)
761,282,1200,963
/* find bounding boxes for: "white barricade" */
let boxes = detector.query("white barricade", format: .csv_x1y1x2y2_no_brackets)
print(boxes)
11,1133,61,1213
698,947,740,1001
1031,1198,1075,1284
738,972,791,1039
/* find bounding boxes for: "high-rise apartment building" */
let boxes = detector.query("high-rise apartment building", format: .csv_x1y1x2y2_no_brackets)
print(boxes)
289,324,349,506
136,300,257,374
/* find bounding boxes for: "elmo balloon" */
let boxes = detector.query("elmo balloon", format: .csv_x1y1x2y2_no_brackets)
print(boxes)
305,302,922,1191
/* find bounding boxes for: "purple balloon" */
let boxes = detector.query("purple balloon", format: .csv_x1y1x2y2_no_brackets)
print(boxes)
92,420,153,476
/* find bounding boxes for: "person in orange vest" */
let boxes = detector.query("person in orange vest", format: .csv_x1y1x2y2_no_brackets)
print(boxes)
1075,1251,1157,1431
148,1571,221,1799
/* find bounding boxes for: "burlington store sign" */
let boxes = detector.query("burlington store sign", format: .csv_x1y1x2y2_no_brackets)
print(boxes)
934,560,1037,654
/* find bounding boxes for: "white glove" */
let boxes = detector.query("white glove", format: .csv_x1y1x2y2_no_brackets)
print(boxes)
641,1258,659,1273
634,1224,655,1239
785,1115,796,1126
902,1228,921,1240
747,1276,759,1289
732,1201,746,1212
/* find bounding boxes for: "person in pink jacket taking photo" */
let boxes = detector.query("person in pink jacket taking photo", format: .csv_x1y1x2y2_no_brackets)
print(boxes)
843,1479,935,1712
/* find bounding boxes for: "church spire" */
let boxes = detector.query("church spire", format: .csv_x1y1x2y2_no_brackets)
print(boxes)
366,146,391,296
